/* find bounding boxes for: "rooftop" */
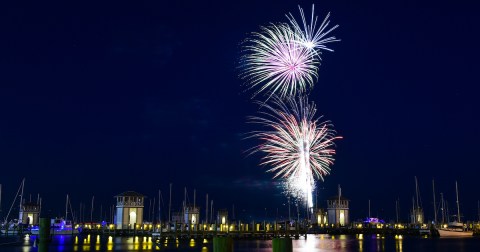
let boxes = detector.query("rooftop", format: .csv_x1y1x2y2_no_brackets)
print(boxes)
114,191,145,198
328,195,349,201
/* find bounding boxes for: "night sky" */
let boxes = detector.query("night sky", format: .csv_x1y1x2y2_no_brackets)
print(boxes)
1,0,479,223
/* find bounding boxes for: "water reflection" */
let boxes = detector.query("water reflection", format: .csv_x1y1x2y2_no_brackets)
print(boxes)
10,233,472,252
395,235,403,252
357,234,363,252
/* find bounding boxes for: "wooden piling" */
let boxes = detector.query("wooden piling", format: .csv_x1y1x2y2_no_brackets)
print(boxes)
213,236,233,252
272,237,293,252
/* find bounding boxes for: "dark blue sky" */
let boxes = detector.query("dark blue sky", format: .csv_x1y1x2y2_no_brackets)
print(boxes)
1,0,479,222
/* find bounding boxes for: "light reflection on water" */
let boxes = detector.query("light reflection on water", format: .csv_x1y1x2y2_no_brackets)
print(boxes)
6,233,480,252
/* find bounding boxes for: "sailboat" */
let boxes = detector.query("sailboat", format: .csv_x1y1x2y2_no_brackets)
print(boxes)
438,181,473,237
31,194,80,235
1,179,26,235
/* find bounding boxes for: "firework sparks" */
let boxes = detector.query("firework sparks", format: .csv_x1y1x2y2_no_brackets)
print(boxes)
240,24,319,98
248,96,341,207
286,4,340,55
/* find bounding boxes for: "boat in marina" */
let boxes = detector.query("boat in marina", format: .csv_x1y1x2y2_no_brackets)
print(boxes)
438,181,473,237
31,194,80,235
31,218,80,235
1,179,29,235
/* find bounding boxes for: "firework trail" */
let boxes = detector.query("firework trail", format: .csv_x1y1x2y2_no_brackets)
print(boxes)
240,24,319,99
286,4,340,56
248,96,341,208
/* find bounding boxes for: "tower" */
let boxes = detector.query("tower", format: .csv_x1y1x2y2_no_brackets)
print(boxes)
114,191,145,229
327,185,349,226
19,202,40,226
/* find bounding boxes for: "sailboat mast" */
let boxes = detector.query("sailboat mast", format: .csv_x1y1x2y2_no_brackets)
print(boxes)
90,196,94,223
168,183,172,224
414,176,419,210
395,199,399,223
158,190,161,224
440,193,445,224
432,179,437,224
455,181,460,223
19,178,25,211
368,199,371,218
0,184,2,220
66,194,69,220
206,194,208,223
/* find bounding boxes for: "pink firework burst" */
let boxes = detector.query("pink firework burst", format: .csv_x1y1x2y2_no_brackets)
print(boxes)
248,96,341,207
240,24,319,98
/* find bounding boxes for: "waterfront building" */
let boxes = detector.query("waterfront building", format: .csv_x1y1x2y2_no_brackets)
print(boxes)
184,206,200,225
217,209,228,231
19,201,40,225
217,209,228,224
114,191,144,229
312,208,328,226
327,185,350,226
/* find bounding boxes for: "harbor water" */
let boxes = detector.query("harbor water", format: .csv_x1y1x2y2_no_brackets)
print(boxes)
0,234,479,251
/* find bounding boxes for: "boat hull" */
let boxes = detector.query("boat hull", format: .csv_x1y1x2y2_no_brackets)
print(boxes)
31,229,79,235
438,229,473,237
0,229,22,235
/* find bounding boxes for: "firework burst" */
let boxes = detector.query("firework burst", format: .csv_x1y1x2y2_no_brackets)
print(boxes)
286,4,340,56
248,96,341,207
240,24,319,99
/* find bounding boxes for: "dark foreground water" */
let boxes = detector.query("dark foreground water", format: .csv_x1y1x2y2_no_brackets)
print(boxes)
1,234,479,251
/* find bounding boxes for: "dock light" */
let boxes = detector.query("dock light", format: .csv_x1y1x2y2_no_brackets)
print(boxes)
443,224,447,228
